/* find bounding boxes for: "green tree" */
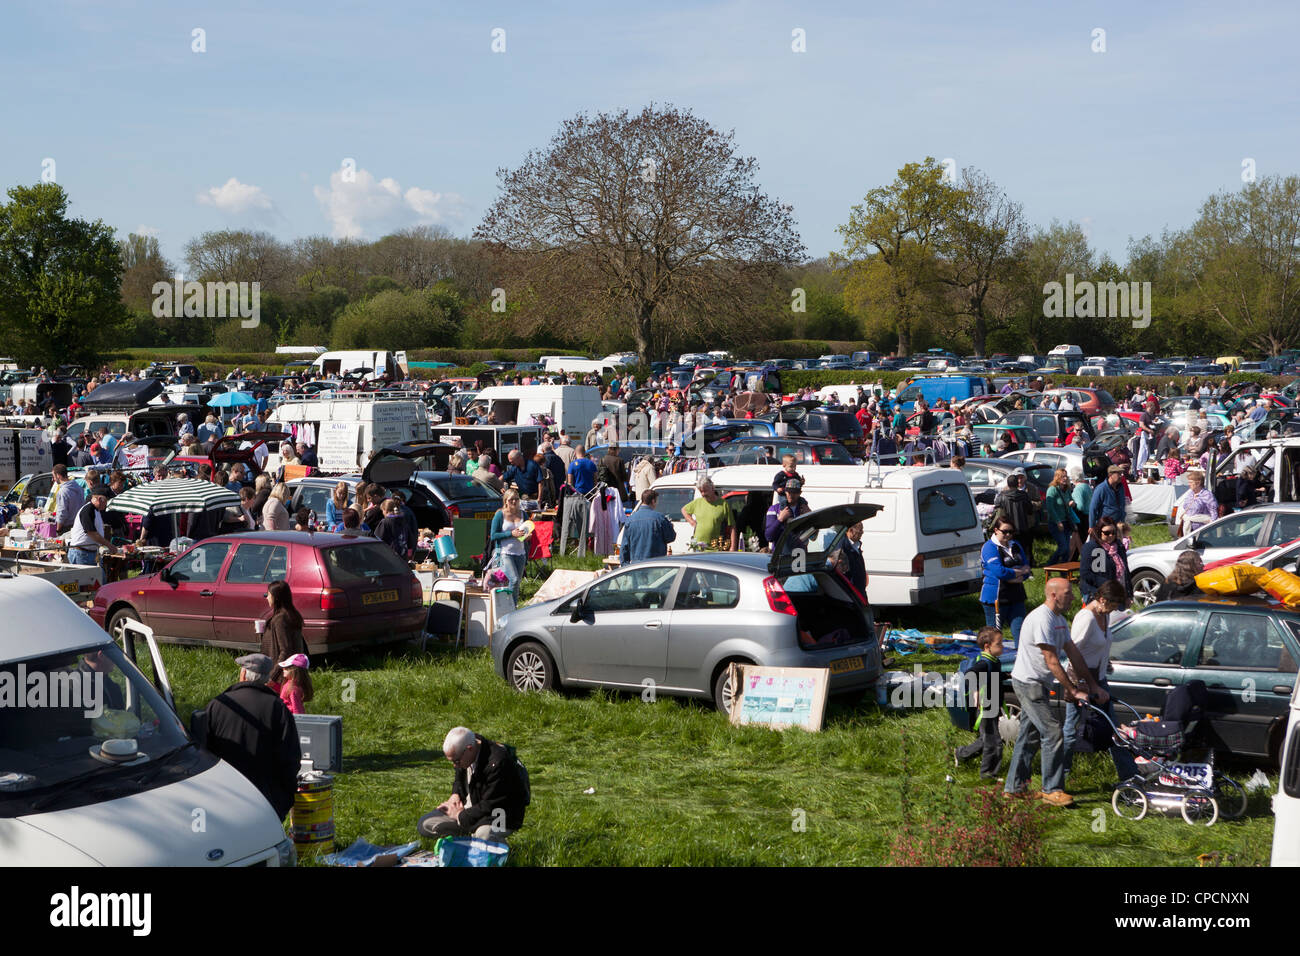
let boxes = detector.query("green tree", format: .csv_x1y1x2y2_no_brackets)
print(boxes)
0,183,128,367
329,289,457,349
835,158,962,356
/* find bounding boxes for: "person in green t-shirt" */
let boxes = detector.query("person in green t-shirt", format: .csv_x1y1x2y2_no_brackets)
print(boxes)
681,478,737,550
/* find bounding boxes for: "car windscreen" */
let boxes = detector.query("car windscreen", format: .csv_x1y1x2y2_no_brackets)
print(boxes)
427,474,502,502
1022,464,1055,489
323,542,412,584
810,443,855,464
651,487,696,519
916,484,978,534
0,643,190,816
1095,390,1116,407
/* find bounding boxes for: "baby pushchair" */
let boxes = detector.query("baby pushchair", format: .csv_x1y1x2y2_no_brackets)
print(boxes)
1079,680,1247,827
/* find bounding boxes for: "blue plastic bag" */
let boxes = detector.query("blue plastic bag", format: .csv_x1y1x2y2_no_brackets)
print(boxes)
435,836,510,867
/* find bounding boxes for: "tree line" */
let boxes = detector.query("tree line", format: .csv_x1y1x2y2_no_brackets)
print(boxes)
2,104,1299,369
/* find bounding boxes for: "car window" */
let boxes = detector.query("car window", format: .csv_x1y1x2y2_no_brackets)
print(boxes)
295,483,334,519
1199,613,1295,671
430,475,502,501
584,566,679,612
1269,513,1300,547
323,542,410,583
225,544,289,584
961,465,990,487
673,568,740,610
170,542,232,585
1110,609,1200,665
917,485,977,534
652,487,696,519
1197,513,1267,549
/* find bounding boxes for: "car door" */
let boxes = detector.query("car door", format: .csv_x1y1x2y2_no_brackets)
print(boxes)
1189,511,1270,565
665,567,743,691
1107,606,1205,717
212,542,291,646
561,565,681,687
1187,611,1298,758
145,540,234,643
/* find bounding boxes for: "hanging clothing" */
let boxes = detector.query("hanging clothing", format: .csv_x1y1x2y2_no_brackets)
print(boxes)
560,495,591,557
588,487,624,556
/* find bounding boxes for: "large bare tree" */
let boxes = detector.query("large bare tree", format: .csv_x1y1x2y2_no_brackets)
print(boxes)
474,105,805,362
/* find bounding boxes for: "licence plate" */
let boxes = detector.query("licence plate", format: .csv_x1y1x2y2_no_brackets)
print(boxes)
941,555,962,568
362,589,399,606
58,582,79,594
830,656,864,674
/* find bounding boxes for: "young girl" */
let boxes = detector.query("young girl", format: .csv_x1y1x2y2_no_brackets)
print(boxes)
1116,521,1133,551
277,653,313,715
262,580,307,689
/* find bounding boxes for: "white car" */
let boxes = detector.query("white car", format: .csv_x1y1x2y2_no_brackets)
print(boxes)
0,575,294,866
998,446,1084,475
1126,504,1300,606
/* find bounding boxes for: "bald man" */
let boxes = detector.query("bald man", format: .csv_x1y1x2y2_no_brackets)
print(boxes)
1004,577,1100,807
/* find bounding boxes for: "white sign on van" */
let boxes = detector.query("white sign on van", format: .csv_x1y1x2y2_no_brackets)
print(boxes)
318,422,361,472
0,429,51,485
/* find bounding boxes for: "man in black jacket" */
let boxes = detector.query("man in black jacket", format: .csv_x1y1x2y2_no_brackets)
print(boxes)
198,653,301,820
417,726,528,841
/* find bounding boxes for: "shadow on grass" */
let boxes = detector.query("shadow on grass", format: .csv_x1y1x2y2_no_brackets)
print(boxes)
343,748,446,774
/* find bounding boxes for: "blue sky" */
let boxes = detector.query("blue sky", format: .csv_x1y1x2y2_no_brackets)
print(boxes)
3,0,1296,269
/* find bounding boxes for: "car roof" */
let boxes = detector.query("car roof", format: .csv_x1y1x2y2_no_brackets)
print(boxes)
627,552,771,573
0,575,112,661
1142,595,1300,614
207,530,373,547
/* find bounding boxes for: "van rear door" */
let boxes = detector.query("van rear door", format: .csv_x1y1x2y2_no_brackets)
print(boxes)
912,478,983,601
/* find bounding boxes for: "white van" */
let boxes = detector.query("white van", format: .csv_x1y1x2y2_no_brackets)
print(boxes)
467,385,603,443
0,575,293,866
310,350,408,381
1049,345,1083,359
541,357,617,377
648,464,983,606
269,390,430,473
1273,681,1300,865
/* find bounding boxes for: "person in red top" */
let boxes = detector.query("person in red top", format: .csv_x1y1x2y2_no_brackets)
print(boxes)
276,653,312,715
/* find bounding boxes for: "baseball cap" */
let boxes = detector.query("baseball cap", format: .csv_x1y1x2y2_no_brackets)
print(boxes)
1011,467,1026,477
278,653,310,670
785,478,803,492
235,653,273,678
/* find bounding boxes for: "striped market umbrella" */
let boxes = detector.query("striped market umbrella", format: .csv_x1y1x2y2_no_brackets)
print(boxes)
106,477,240,517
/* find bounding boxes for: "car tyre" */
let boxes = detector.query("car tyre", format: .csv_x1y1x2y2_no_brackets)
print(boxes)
713,664,741,716
107,607,142,644
506,641,555,693
1130,570,1164,608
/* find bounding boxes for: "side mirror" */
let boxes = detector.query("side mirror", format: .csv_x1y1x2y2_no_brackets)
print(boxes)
569,598,585,623
160,566,177,587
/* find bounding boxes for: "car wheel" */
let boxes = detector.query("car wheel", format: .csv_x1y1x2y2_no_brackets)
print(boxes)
1130,570,1164,608
506,641,555,693
713,664,741,715
107,607,142,644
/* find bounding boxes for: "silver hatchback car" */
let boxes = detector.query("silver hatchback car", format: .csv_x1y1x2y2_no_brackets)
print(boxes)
492,504,884,713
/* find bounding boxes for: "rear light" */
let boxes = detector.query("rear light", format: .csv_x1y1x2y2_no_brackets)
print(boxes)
1054,436,1065,447
446,503,461,519
763,576,798,616
320,588,349,611
811,447,822,463
411,574,422,606
911,554,925,575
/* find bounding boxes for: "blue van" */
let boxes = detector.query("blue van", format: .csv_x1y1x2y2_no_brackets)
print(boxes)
895,375,990,411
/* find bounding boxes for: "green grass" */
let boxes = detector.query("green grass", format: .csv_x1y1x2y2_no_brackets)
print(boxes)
157,523,1277,866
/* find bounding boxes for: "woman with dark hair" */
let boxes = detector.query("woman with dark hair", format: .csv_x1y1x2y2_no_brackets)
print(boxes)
1078,516,1130,605
261,580,307,687
1155,551,1205,602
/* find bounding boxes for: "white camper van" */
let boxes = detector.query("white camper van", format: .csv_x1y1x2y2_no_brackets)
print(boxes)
0,575,294,866
268,390,430,473
541,357,618,377
648,464,983,606
310,350,408,381
463,385,603,443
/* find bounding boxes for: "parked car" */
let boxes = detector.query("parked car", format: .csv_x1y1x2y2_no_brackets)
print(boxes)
959,457,1053,532
90,531,426,652
1042,387,1117,416
1002,409,1095,447
492,505,885,713
1273,679,1300,864
710,437,858,466
1127,504,1300,606
998,446,1084,475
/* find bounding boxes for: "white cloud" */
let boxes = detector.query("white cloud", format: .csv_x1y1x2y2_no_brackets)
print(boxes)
196,178,275,216
135,225,160,237
313,167,468,239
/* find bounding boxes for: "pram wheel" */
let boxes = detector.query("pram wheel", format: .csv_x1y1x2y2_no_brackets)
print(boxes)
1180,787,1219,827
1212,775,1247,820
1112,783,1148,821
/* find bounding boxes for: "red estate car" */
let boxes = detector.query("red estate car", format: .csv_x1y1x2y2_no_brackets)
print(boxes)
90,531,425,653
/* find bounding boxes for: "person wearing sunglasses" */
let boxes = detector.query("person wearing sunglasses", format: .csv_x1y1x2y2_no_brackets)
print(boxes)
979,519,1031,643
1079,516,1130,606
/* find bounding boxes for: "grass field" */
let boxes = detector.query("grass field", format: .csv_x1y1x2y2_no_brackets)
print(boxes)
154,524,1279,866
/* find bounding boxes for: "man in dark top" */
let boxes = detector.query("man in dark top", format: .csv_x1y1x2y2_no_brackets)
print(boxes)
540,442,566,499
835,521,867,596
375,499,411,557
503,449,543,498
417,726,528,841
994,470,1037,561
597,445,630,497
197,653,301,820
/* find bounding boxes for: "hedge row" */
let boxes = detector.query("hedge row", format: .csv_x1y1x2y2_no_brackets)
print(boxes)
778,369,1291,394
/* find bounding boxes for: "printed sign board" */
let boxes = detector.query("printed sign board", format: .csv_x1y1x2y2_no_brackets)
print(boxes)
729,664,830,732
